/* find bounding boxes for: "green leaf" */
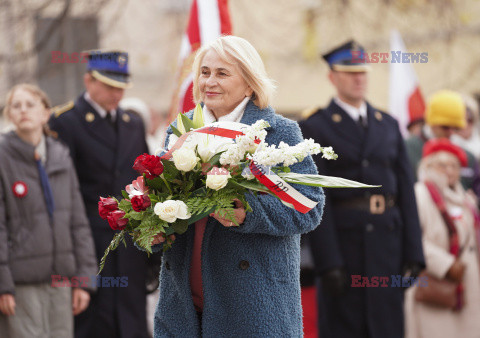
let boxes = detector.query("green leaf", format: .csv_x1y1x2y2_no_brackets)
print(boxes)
192,104,205,129
207,151,224,167
118,199,133,212
191,186,208,197
231,180,271,194
180,113,194,133
128,211,145,221
277,172,381,188
170,124,182,137
162,160,179,181
121,190,129,199
146,176,166,191
98,231,125,274
187,208,215,225
172,219,189,234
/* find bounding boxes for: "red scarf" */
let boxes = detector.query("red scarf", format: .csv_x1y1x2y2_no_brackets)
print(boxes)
425,181,464,311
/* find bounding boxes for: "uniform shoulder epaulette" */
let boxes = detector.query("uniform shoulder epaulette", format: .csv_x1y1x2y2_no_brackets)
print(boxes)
301,106,321,120
52,100,74,118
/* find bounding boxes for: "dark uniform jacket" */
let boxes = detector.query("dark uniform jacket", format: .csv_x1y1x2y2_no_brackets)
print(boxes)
300,99,425,338
49,93,151,338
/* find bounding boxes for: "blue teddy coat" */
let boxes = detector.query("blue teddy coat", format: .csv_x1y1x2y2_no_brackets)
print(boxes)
152,100,324,337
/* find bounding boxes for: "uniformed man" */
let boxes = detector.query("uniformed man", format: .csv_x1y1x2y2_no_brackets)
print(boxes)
299,40,425,338
49,51,151,338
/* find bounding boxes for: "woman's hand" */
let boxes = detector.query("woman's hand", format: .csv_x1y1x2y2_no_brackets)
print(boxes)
151,233,176,246
446,259,466,283
72,288,90,316
0,293,15,316
210,199,246,227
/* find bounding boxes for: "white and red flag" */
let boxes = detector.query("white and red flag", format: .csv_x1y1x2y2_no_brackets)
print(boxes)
168,0,232,123
389,30,425,138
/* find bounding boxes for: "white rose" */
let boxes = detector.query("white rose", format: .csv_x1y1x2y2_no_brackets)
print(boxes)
206,167,231,190
154,200,191,223
172,147,199,172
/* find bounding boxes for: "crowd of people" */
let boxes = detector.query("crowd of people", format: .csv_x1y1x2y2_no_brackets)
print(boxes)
0,34,479,338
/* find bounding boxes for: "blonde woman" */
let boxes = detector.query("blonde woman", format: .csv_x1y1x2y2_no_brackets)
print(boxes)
149,36,324,337
0,84,97,337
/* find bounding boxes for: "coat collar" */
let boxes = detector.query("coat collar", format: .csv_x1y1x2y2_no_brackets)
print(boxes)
193,99,274,130
3,131,70,174
326,99,386,156
238,100,274,130
75,93,117,149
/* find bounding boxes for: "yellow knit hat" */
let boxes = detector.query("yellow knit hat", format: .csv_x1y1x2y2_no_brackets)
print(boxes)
425,90,466,128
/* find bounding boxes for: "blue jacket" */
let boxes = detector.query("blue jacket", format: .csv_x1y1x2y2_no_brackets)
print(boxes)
153,100,324,337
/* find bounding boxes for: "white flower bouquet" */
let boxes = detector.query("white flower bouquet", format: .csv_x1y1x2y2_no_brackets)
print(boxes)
97,105,377,272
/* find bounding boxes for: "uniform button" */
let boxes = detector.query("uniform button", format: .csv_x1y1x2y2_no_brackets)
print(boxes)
239,260,250,270
388,224,395,231
366,224,374,232
362,159,369,168
165,262,170,270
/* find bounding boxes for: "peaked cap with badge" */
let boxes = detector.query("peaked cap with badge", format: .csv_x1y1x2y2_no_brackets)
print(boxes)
299,39,424,338
322,39,370,73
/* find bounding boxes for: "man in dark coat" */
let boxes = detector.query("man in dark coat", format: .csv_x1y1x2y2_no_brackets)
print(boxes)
299,40,425,338
49,51,151,338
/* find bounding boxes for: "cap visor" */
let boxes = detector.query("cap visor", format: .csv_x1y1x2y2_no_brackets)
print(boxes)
91,70,132,89
332,64,371,72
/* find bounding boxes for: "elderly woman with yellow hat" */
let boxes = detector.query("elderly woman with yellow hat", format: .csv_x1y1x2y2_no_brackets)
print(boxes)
405,90,480,198
405,138,480,338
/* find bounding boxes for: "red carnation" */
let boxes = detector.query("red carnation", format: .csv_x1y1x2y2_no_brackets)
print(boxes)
98,197,118,220
107,210,128,231
131,195,151,212
133,154,164,179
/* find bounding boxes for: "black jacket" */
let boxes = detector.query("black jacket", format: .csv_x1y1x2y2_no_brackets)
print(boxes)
300,99,425,338
49,93,152,338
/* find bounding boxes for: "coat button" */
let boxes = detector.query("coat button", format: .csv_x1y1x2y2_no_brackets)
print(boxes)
388,224,395,231
239,260,250,270
362,159,369,168
165,262,170,270
366,224,374,232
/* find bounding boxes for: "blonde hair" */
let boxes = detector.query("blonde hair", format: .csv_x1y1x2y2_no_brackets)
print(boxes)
3,83,51,118
3,83,52,134
192,35,276,109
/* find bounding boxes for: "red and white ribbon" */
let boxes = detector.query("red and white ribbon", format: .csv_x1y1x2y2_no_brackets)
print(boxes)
162,121,318,213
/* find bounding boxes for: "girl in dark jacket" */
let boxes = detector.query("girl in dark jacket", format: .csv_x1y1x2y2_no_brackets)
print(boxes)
0,84,97,337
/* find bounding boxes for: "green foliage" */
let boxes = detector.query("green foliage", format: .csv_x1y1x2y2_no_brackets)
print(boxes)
170,124,182,137
118,199,133,212
162,160,179,181
146,177,167,191
99,231,126,274
172,219,189,234
179,113,194,133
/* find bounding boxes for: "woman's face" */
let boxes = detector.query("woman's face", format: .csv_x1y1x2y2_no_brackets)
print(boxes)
198,50,253,118
8,88,49,135
430,154,461,188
